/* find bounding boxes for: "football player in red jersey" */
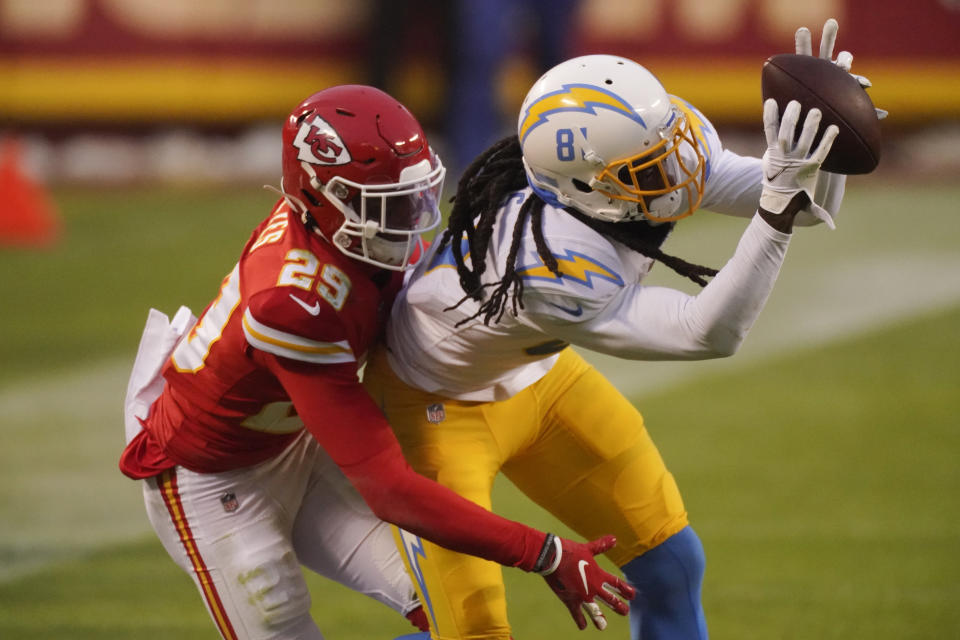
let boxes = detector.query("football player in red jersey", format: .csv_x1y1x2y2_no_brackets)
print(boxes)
119,85,634,640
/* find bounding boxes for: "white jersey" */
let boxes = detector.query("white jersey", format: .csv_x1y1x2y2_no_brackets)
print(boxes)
386,105,788,401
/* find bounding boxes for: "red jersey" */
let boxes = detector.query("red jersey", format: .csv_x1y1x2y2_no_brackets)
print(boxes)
120,200,401,477
120,199,547,574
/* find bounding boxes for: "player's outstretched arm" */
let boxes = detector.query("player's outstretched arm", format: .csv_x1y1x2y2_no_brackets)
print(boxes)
792,17,886,227
271,357,635,630
530,100,840,362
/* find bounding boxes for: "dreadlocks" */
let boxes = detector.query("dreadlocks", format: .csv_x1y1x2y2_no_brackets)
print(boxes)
441,135,719,326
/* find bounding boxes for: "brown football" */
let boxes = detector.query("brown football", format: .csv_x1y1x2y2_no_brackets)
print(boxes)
761,53,881,174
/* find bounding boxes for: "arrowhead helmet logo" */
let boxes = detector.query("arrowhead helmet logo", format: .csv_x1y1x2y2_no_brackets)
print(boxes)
293,115,352,165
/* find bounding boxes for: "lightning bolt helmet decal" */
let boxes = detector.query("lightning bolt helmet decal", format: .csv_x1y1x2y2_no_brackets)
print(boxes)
517,54,707,224
519,83,646,145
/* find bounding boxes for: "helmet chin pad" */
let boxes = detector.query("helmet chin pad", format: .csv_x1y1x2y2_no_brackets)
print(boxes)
365,234,420,268
332,230,423,269
646,191,683,221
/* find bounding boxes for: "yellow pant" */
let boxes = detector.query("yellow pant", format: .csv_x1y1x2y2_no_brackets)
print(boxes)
364,346,688,640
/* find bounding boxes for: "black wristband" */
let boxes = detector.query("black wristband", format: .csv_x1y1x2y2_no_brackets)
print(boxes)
533,533,556,574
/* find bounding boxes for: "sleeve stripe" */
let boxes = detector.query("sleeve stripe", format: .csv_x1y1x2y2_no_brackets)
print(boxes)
242,309,355,364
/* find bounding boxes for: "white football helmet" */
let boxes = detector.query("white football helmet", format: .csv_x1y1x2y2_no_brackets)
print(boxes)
518,54,706,223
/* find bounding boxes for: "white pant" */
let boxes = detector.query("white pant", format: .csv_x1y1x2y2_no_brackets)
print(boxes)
142,430,417,639
127,308,416,639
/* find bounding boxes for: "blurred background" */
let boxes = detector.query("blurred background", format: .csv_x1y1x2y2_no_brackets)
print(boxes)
1,1,958,638
1,0,958,196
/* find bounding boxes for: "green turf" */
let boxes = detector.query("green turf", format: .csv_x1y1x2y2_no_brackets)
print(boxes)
2,304,957,639
1,182,958,638
0,538,427,639
641,305,960,639
0,186,272,386
499,304,960,640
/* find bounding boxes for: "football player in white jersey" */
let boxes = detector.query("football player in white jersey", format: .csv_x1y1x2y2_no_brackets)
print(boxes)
363,20,871,640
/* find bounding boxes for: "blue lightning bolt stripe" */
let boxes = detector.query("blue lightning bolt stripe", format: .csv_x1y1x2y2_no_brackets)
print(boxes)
516,249,624,288
399,531,438,632
671,96,716,179
519,83,645,145
425,238,470,274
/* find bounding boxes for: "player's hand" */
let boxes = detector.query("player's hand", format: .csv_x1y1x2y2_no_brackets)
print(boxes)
759,99,839,230
795,18,887,119
791,18,855,228
534,534,635,630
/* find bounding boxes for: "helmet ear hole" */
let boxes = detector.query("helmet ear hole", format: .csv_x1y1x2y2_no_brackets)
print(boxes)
330,183,350,200
333,230,351,248
572,179,593,193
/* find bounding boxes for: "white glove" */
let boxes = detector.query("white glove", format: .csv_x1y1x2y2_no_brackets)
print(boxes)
793,18,875,228
796,18,887,119
760,99,839,226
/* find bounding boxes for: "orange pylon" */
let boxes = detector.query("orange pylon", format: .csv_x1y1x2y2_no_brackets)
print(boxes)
0,138,61,247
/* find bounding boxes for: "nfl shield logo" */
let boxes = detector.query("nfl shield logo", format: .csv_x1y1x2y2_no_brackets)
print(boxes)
220,492,240,513
425,403,446,424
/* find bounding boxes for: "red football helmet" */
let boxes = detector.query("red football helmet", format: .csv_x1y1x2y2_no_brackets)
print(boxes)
280,85,444,271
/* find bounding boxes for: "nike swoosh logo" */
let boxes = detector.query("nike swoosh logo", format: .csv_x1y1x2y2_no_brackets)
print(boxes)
547,301,584,317
289,293,321,316
578,560,590,593
765,166,787,182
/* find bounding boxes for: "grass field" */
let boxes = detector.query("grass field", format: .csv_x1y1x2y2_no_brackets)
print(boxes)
1,181,958,638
